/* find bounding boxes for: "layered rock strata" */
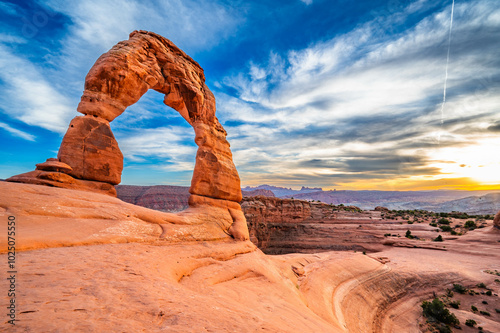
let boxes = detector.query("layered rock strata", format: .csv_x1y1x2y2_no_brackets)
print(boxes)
7,30,248,240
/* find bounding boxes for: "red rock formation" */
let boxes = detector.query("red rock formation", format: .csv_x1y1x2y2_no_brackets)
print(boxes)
494,210,500,229
7,30,248,240
58,115,123,184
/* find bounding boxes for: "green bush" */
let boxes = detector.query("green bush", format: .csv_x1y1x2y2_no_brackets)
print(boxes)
477,282,487,288
485,290,492,296
405,230,415,239
449,300,460,309
430,222,438,227
421,298,460,326
464,220,477,229
453,284,467,294
435,324,452,333
465,319,476,327
438,218,450,224
433,235,443,242
479,310,490,316
439,225,452,232
471,305,478,312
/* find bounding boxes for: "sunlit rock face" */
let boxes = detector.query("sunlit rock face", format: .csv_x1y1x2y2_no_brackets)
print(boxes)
7,30,248,240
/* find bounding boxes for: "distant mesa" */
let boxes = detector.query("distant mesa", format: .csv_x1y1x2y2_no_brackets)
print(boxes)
7,30,249,240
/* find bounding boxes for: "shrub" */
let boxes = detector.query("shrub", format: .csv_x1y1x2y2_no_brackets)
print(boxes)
464,220,477,229
384,233,391,237
453,284,467,294
433,235,443,242
495,308,500,314
450,230,458,235
421,298,460,326
430,223,438,227
479,310,490,316
482,300,488,304
438,218,450,224
477,282,487,288
465,319,476,327
449,300,460,309
471,305,478,312
485,290,492,296
439,225,452,232
405,230,415,239
435,324,452,333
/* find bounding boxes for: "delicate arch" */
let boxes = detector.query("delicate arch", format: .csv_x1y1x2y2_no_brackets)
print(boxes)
8,30,243,204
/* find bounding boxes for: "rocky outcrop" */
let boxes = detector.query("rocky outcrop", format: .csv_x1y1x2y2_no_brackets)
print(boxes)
7,30,248,241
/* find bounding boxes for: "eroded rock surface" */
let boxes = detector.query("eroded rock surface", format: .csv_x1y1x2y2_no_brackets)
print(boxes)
6,30,248,240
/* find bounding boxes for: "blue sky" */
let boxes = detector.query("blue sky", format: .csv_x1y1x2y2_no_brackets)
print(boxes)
1,0,500,190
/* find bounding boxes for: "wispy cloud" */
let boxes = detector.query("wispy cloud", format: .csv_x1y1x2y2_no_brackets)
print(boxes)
0,44,74,133
0,121,35,141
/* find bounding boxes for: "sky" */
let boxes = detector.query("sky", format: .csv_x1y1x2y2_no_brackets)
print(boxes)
0,0,499,191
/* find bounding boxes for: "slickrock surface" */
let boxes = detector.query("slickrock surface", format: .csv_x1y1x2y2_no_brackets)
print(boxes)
1,181,500,332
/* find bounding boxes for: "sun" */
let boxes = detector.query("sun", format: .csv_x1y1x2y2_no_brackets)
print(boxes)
428,138,500,186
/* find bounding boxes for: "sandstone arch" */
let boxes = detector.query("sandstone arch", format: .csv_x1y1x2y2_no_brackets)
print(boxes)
8,30,249,240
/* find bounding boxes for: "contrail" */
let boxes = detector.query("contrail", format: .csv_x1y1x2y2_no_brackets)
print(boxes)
439,0,455,137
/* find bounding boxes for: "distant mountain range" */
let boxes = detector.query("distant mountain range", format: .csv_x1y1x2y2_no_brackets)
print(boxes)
243,185,500,215
116,184,500,215
242,185,323,197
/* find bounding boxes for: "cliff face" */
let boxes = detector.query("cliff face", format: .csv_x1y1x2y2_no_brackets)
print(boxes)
241,196,379,254
116,185,190,212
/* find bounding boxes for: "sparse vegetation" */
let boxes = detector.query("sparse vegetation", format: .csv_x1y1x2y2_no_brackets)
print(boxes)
405,230,415,239
485,269,500,276
476,282,487,288
471,305,478,312
449,300,460,309
485,290,492,296
464,220,477,229
453,284,467,294
433,235,443,242
421,298,460,327
479,310,490,316
439,225,452,232
465,319,477,327
438,218,450,224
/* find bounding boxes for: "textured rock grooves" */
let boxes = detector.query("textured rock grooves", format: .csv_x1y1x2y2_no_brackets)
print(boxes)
6,30,249,240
